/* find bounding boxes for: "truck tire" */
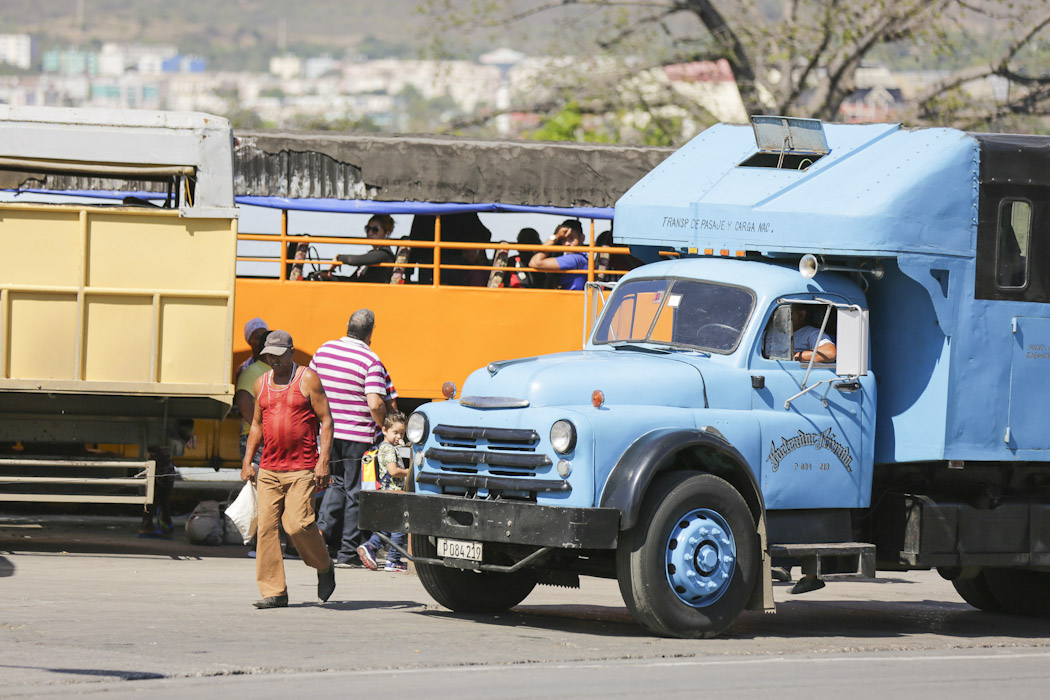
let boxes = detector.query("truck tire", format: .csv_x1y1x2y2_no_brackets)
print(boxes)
949,570,1006,613
981,568,1050,617
616,471,759,638
413,534,538,613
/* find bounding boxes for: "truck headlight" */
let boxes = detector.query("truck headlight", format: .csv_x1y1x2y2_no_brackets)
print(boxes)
406,412,429,445
550,420,577,454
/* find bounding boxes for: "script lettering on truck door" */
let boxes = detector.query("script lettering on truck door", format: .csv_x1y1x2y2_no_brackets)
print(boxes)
752,301,870,509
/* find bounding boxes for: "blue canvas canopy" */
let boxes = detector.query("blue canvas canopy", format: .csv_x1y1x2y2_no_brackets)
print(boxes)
1,189,614,219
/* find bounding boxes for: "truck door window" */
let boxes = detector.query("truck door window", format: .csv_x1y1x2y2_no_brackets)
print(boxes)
996,199,1032,289
763,302,837,362
762,305,792,359
792,303,836,362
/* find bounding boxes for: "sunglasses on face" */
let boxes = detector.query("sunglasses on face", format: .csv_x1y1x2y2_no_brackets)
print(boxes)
364,225,383,234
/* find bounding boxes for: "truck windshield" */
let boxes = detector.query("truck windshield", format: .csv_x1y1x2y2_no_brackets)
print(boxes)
592,278,754,353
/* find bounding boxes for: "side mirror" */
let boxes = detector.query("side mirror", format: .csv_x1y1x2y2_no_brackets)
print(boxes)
835,307,869,376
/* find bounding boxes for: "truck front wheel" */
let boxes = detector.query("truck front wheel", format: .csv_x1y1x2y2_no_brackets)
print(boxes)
413,535,538,613
616,471,759,638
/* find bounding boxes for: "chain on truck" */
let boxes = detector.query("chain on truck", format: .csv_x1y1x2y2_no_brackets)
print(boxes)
361,116,1050,638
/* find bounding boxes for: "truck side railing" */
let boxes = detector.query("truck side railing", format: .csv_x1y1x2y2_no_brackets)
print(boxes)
235,210,635,285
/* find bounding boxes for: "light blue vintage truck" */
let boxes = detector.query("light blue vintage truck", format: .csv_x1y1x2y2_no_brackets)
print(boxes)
361,117,1050,637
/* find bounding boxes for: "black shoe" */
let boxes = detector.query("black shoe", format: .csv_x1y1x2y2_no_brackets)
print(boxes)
317,567,336,602
790,576,826,595
253,595,289,609
771,566,792,582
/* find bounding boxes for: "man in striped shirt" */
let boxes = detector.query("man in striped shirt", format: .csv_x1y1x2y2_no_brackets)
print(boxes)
310,308,391,567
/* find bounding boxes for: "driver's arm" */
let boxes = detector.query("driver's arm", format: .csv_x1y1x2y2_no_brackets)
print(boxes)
794,340,836,363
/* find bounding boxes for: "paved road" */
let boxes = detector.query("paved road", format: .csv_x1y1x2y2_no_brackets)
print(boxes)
2,515,1049,699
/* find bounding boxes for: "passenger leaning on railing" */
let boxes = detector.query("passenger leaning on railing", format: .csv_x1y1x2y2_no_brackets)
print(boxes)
529,219,588,290
335,215,396,283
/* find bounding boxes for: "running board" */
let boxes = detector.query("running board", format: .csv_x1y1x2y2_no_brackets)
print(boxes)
769,542,875,578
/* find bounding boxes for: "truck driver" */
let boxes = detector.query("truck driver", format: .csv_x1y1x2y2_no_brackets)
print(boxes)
792,305,837,363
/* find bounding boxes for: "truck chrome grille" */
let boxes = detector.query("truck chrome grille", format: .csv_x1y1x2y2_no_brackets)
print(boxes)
433,424,539,445
425,423,561,499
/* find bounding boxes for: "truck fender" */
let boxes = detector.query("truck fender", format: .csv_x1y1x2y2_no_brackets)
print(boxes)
598,427,764,531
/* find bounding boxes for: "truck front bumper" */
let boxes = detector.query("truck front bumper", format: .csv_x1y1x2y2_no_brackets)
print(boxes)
360,490,621,550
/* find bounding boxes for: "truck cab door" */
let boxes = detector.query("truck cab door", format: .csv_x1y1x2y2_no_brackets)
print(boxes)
750,301,874,509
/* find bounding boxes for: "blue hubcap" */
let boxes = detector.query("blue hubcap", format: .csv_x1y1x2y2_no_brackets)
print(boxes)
665,508,737,607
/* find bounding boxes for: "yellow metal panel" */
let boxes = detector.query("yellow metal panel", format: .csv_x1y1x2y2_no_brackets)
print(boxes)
233,280,585,400
0,208,82,287
159,297,228,384
7,292,77,379
83,295,153,382
87,214,234,292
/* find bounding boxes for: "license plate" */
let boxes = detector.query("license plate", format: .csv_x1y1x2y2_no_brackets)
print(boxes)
437,537,483,562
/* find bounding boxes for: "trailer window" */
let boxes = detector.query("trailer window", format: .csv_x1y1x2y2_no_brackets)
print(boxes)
996,199,1031,289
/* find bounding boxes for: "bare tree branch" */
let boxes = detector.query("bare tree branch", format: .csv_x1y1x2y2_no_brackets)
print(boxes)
680,0,764,113
419,0,1050,142
596,7,679,50
916,10,1050,108
782,0,839,113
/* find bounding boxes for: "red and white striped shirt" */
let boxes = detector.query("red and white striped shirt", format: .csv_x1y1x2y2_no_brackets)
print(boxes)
309,336,389,443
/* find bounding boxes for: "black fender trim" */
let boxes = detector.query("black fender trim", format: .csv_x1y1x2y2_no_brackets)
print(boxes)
598,427,764,531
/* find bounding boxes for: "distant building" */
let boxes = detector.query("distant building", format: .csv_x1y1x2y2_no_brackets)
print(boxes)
839,86,905,123
270,54,303,80
662,59,748,123
161,55,207,74
99,43,178,76
305,56,339,80
0,34,33,70
88,75,163,110
42,48,98,77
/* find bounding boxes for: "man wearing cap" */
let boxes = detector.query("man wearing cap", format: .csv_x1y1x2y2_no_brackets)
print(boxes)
242,330,336,608
235,317,270,465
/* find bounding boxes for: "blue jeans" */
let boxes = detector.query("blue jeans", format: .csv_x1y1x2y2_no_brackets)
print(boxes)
366,530,407,565
316,439,368,564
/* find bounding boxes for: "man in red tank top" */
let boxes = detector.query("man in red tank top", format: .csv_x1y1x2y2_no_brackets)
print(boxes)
241,330,336,608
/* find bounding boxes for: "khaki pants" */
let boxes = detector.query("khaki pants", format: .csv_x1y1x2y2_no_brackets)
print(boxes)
256,468,331,598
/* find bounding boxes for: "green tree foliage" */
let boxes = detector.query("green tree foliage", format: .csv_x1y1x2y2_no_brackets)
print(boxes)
226,108,265,130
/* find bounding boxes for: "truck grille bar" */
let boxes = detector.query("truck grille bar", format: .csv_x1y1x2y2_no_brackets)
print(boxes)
417,472,569,493
425,448,552,469
433,424,539,443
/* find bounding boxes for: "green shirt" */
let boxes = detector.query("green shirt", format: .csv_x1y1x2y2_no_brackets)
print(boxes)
236,360,270,437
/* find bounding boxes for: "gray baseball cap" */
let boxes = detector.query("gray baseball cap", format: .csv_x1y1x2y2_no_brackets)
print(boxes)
259,330,293,356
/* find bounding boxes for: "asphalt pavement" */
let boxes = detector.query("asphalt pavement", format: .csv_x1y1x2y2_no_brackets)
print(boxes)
2,513,1049,699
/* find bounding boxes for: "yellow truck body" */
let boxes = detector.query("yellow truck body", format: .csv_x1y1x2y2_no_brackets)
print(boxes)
0,106,237,503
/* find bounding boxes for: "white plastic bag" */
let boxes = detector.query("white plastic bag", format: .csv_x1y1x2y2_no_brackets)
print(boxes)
224,482,257,544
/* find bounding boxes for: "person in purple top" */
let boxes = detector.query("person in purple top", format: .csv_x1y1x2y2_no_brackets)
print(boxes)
529,219,588,290
309,308,391,567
